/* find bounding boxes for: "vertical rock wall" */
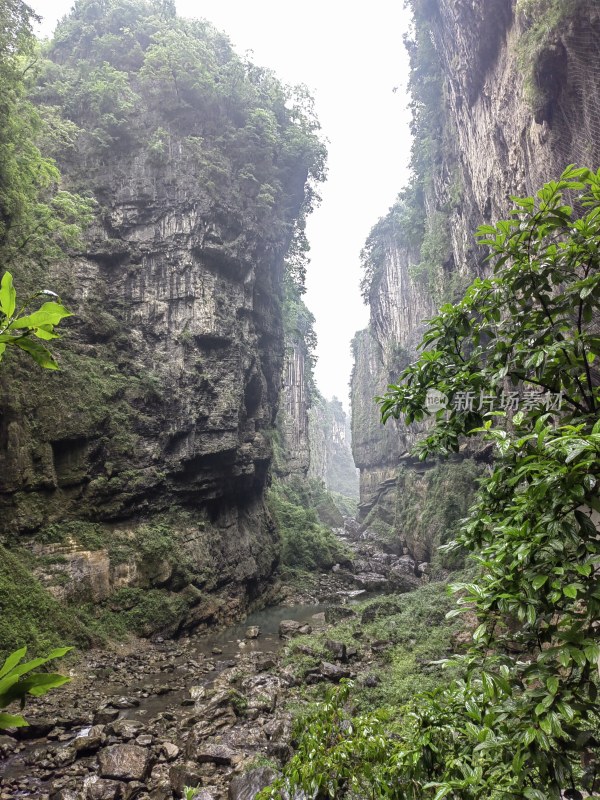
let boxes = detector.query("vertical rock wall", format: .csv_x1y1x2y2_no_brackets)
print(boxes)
351,0,600,554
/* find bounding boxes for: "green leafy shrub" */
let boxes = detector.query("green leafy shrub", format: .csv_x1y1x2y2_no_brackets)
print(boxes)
0,272,72,369
268,478,350,572
265,171,600,798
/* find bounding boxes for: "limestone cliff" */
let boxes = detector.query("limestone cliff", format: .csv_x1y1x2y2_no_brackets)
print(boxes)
0,1,325,640
308,395,358,499
351,0,600,557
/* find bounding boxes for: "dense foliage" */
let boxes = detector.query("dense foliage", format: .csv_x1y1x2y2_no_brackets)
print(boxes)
267,478,349,572
263,170,600,798
33,0,325,251
0,0,94,284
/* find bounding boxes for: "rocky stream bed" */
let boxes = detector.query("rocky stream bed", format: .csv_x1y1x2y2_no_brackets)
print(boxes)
0,521,431,800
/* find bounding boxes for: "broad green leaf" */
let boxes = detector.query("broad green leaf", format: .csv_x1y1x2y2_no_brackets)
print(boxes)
14,338,58,370
0,272,16,318
532,575,548,590
0,646,26,679
8,302,72,331
0,712,28,729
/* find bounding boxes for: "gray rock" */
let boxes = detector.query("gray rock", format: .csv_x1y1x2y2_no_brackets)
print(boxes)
107,719,145,741
324,606,357,624
93,708,120,726
228,766,279,799
319,662,352,682
83,776,122,800
245,626,260,639
194,743,237,765
278,620,312,638
189,686,206,702
12,717,56,739
73,725,105,755
168,762,204,796
98,744,150,781
325,639,347,662
109,697,139,710
160,742,180,761
388,567,420,593
352,573,389,591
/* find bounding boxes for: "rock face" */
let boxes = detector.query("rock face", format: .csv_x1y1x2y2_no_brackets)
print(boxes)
309,395,358,498
277,337,312,478
0,4,324,637
351,0,600,557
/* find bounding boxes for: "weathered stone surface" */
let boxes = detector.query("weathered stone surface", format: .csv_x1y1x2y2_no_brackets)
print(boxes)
352,572,388,591
83,776,122,800
160,742,179,761
324,639,347,663
278,620,311,639
98,744,150,781
324,606,357,624
168,762,204,797
319,662,352,682
194,743,237,765
107,720,145,741
245,626,260,639
73,725,105,754
350,1,600,563
228,767,279,800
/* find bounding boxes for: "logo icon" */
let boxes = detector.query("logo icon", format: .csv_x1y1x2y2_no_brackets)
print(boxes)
425,388,448,413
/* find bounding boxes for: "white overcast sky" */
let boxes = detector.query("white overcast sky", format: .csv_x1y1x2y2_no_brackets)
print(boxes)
30,1,413,408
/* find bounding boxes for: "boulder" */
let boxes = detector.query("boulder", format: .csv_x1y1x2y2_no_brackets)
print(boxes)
319,662,352,682
245,626,260,639
12,717,55,739
73,725,105,755
278,619,301,638
98,744,150,781
93,707,120,726
168,762,204,796
388,567,420,593
324,606,357,624
83,776,122,800
107,719,145,741
194,742,237,765
228,767,279,800
352,573,389,591
160,741,180,761
324,640,347,663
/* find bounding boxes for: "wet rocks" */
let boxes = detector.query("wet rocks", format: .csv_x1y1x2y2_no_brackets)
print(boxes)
98,744,151,781
278,620,312,639
73,726,106,755
245,626,261,639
